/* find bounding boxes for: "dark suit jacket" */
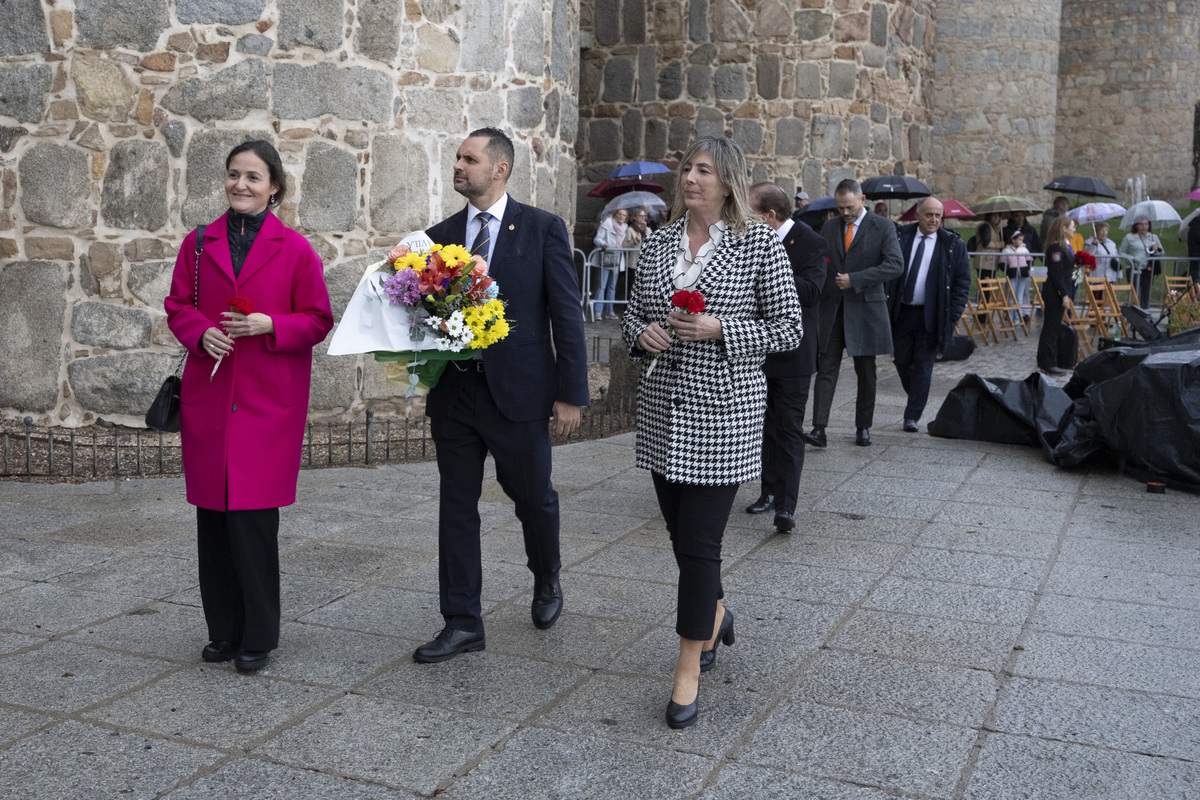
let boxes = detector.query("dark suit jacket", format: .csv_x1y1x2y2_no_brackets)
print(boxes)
426,195,589,422
889,224,971,353
819,210,904,356
764,220,828,378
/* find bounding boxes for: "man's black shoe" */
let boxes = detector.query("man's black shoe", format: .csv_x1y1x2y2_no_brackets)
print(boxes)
201,641,238,662
802,427,827,448
531,574,563,630
774,511,795,533
412,628,486,663
746,494,775,514
903,419,919,433
234,651,270,672
855,428,871,446
1043,366,1066,376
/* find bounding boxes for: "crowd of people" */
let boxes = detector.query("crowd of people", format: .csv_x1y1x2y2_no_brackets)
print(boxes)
164,129,1187,734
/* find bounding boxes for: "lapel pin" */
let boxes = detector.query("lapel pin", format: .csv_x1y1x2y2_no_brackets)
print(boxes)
508,224,515,231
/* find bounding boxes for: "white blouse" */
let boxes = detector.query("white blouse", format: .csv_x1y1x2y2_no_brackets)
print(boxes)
675,214,728,290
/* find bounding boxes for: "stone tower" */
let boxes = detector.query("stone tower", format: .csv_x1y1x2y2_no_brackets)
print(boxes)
575,0,939,227
1055,0,1200,201
929,0,1064,202
0,0,578,426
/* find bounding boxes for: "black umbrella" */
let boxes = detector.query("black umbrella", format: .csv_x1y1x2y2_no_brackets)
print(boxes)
1043,175,1117,199
861,175,931,200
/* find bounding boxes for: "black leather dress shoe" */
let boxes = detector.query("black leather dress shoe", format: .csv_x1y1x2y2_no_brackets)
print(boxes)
1043,366,1066,376
666,697,699,729
746,494,775,514
413,628,486,663
699,608,736,673
802,427,827,448
774,510,795,533
201,641,238,663
532,574,563,630
903,419,919,433
855,428,871,446
234,651,269,672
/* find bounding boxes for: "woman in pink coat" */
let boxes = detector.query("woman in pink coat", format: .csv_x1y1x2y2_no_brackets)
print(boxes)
165,140,333,672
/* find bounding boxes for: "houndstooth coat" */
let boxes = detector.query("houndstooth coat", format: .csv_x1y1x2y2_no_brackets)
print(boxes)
621,217,802,485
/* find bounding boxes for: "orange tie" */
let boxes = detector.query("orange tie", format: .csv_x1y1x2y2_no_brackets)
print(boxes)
844,222,854,252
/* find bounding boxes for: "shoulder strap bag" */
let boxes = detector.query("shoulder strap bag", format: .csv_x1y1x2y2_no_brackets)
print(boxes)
145,225,206,432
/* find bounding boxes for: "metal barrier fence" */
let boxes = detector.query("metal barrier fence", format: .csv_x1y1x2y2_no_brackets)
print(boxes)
579,246,641,321
1,336,632,481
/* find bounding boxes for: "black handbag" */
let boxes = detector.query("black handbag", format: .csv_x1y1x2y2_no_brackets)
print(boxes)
145,226,205,432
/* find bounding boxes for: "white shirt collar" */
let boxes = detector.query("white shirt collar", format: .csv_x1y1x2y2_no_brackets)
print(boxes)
775,218,794,241
852,207,868,227
677,213,728,288
467,193,508,226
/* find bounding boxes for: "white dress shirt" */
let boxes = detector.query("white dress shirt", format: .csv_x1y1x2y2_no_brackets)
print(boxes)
676,213,727,290
906,231,937,305
465,193,508,266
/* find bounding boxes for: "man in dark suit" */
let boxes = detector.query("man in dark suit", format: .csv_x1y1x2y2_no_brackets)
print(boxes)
413,128,589,663
807,178,904,447
745,182,828,532
888,197,971,431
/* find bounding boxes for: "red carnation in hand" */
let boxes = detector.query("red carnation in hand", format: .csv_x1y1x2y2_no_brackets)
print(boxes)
226,296,254,315
671,290,705,314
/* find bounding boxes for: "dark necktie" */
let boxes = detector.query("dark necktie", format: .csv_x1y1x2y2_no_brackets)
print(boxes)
470,211,493,258
903,235,927,304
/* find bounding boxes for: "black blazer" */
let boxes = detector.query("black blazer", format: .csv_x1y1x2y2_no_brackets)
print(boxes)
426,196,589,422
889,224,971,353
764,220,828,378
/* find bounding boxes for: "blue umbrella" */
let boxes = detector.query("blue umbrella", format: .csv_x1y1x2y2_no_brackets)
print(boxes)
609,161,672,179
805,196,837,212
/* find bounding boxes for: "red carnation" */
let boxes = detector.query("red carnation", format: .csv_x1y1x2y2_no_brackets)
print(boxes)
1075,251,1097,271
226,296,254,315
671,290,705,314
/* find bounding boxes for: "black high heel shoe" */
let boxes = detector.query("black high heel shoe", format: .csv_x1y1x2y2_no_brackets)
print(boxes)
698,608,735,673
666,695,699,728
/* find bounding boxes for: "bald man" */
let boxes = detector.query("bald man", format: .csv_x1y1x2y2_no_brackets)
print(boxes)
887,197,970,432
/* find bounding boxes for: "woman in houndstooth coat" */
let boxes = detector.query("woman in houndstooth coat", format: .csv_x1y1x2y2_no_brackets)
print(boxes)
621,136,801,729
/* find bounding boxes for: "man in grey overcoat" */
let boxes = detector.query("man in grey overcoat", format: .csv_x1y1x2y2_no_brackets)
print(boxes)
805,178,904,447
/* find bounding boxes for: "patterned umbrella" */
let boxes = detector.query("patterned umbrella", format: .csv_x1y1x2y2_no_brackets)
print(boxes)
1065,202,1127,224
969,195,1043,216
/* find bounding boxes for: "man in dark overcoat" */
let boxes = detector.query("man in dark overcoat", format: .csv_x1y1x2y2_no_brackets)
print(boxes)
807,179,903,447
888,197,971,431
746,182,828,531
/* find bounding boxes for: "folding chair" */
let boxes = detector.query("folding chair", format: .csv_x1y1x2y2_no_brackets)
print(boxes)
1163,275,1197,310
1061,301,1094,358
957,297,996,345
1084,277,1125,339
976,278,1021,341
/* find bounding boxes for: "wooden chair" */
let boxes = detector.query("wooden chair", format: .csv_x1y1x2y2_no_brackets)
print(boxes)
1163,275,1197,310
1030,276,1046,312
976,278,1021,341
956,298,995,345
1061,301,1094,358
1108,282,1140,311
1084,277,1125,339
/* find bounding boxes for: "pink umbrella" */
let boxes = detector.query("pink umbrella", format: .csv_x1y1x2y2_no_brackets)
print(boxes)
1187,187,1200,202
898,199,975,221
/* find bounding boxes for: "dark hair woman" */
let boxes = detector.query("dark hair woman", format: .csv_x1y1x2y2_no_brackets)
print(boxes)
621,136,801,728
165,139,334,672
1036,215,1077,376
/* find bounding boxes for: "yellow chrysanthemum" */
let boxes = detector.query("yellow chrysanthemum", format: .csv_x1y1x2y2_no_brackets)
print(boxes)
393,252,426,272
439,244,472,268
463,300,509,349
429,243,443,252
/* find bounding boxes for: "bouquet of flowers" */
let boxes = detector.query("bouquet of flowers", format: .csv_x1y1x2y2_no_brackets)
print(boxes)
327,233,511,397
1072,250,1097,285
645,290,705,377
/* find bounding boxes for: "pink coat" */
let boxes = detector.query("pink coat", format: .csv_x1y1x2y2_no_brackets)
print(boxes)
165,211,334,511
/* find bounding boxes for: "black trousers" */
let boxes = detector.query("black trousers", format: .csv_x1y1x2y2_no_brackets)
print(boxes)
811,303,877,430
891,304,938,423
1037,289,1065,370
1135,268,1155,308
196,507,280,652
760,373,811,514
651,473,739,641
430,367,560,633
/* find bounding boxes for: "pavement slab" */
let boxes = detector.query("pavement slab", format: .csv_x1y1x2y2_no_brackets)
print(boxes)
3,327,1199,798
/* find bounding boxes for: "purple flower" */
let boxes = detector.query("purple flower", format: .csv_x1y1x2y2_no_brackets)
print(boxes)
381,270,422,306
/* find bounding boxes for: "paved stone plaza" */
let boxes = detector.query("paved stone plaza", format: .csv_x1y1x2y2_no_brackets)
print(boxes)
1,330,1198,799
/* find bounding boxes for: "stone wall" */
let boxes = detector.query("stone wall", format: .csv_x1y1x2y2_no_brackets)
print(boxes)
1055,0,1200,201
574,0,937,233
929,0,1063,203
0,0,579,427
